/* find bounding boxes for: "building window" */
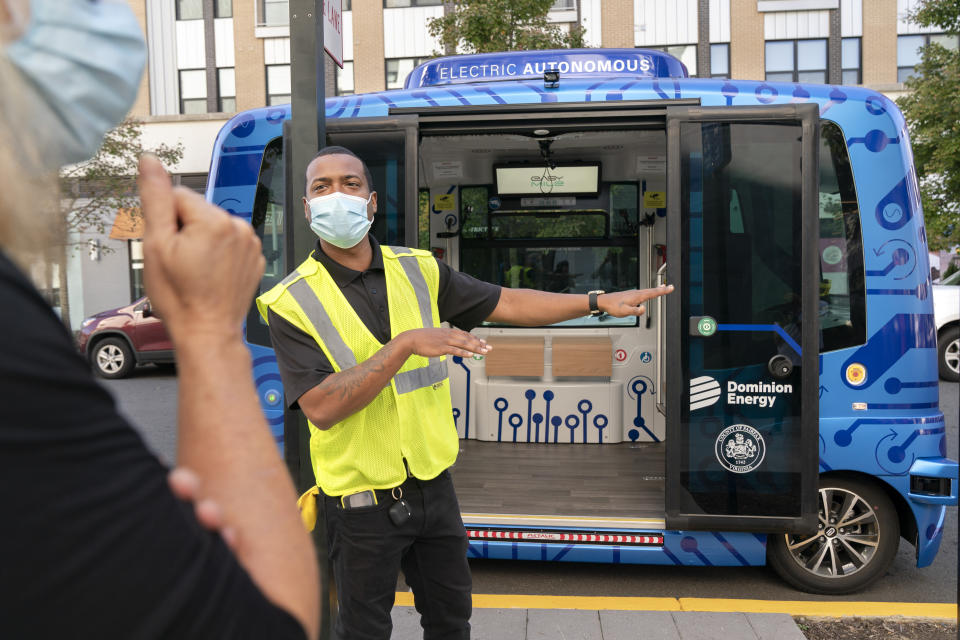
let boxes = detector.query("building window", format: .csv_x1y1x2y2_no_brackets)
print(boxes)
765,39,827,83
218,67,236,112
179,69,207,114
841,37,860,85
550,0,577,9
337,61,355,95
386,57,428,90
898,33,959,83
645,44,697,76
266,64,291,105
176,0,203,20
262,0,288,26
710,43,730,78
129,240,145,301
215,0,232,18
384,0,443,7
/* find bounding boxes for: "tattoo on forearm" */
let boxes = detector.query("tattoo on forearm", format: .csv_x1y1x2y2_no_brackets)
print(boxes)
322,340,399,404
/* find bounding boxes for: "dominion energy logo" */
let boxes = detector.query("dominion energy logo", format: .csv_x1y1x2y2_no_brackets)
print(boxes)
715,424,766,474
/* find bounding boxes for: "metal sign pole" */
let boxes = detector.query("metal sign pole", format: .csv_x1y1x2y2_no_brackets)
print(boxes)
286,2,333,637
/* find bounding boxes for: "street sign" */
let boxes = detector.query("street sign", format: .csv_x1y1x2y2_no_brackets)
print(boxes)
322,0,344,67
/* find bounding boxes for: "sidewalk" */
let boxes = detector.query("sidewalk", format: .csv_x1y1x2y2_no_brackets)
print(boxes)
390,607,807,639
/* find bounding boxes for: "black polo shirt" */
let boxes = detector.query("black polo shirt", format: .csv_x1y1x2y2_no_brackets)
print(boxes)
267,235,501,409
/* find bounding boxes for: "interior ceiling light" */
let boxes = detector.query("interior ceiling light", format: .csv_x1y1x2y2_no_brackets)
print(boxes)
533,128,550,136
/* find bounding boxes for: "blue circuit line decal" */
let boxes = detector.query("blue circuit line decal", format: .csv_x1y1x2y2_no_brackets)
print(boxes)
867,401,939,410
819,87,848,116
526,390,536,442
712,532,751,566
841,313,936,388
628,376,658,442
509,413,523,442
716,323,801,356
847,129,899,152
834,415,943,447
473,86,507,104
866,241,915,279
543,390,554,443
721,82,738,106
875,176,913,231
494,397,508,441
791,84,811,103
884,377,938,394
578,399,592,443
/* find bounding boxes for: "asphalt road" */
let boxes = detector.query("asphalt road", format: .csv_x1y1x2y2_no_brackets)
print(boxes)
101,367,958,604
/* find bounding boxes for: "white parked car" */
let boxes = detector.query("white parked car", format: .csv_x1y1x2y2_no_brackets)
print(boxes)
934,269,960,381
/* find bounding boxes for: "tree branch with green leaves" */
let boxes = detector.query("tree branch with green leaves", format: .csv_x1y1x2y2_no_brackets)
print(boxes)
428,0,585,55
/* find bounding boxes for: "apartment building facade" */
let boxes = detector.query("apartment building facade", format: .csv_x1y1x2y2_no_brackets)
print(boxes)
68,0,954,331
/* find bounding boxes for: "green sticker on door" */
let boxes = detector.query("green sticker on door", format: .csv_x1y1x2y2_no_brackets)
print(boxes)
697,316,717,337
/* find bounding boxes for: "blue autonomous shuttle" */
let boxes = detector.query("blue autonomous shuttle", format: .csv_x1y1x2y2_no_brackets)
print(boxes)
208,48,956,593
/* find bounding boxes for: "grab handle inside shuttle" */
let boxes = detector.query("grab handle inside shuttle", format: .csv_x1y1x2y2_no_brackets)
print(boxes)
655,262,667,416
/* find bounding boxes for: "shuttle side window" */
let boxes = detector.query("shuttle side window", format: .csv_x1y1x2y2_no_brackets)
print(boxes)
818,122,866,352
247,137,286,348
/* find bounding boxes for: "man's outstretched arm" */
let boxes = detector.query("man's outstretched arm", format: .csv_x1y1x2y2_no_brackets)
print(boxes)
139,155,319,640
486,284,674,326
297,328,490,430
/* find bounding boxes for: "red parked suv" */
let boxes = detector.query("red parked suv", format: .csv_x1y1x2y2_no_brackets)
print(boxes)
77,297,174,379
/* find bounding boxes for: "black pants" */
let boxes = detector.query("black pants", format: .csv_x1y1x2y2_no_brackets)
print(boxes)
321,470,472,640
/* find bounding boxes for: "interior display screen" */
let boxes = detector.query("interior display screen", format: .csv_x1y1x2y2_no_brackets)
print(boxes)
495,164,600,196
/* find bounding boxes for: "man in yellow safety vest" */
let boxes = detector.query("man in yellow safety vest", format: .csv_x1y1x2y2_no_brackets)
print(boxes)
257,146,673,640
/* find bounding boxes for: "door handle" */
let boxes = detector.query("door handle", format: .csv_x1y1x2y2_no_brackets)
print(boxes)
768,354,794,379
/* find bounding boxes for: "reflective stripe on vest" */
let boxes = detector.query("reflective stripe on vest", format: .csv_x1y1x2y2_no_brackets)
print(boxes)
286,278,358,370
395,254,434,329
287,252,447,394
392,249,448,392
395,358,448,394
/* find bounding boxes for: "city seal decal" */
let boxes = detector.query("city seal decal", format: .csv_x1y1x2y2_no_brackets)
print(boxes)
715,424,766,474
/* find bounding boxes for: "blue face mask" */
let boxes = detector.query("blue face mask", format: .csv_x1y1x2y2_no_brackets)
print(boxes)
3,0,147,168
308,192,374,249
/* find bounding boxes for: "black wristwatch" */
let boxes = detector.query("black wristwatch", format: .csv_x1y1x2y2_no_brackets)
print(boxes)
588,290,605,316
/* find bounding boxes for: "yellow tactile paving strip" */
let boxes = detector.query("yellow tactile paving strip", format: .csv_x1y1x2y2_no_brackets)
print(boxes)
393,593,957,621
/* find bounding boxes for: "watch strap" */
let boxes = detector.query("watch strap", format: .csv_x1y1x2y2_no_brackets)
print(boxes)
588,290,602,315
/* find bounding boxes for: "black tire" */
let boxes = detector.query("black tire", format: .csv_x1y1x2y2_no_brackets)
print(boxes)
938,325,959,382
91,337,136,379
768,476,899,595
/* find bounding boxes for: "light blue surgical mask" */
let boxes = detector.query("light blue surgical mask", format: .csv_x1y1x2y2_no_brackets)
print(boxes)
3,0,147,168
308,192,374,249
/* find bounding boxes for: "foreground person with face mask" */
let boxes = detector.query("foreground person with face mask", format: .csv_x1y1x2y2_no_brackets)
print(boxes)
257,147,674,640
0,2,318,638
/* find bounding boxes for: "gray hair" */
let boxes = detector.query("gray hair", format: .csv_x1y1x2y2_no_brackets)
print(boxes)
0,56,60,270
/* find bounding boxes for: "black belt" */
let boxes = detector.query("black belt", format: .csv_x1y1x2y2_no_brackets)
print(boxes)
337,464,419,510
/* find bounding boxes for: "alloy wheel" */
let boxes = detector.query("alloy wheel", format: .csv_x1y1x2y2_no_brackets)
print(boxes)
97,344,125,374
945,337,959,376
783,486,881,580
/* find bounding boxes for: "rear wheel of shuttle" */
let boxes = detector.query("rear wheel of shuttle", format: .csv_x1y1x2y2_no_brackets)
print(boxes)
938,325,959,381
768,476,898,594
